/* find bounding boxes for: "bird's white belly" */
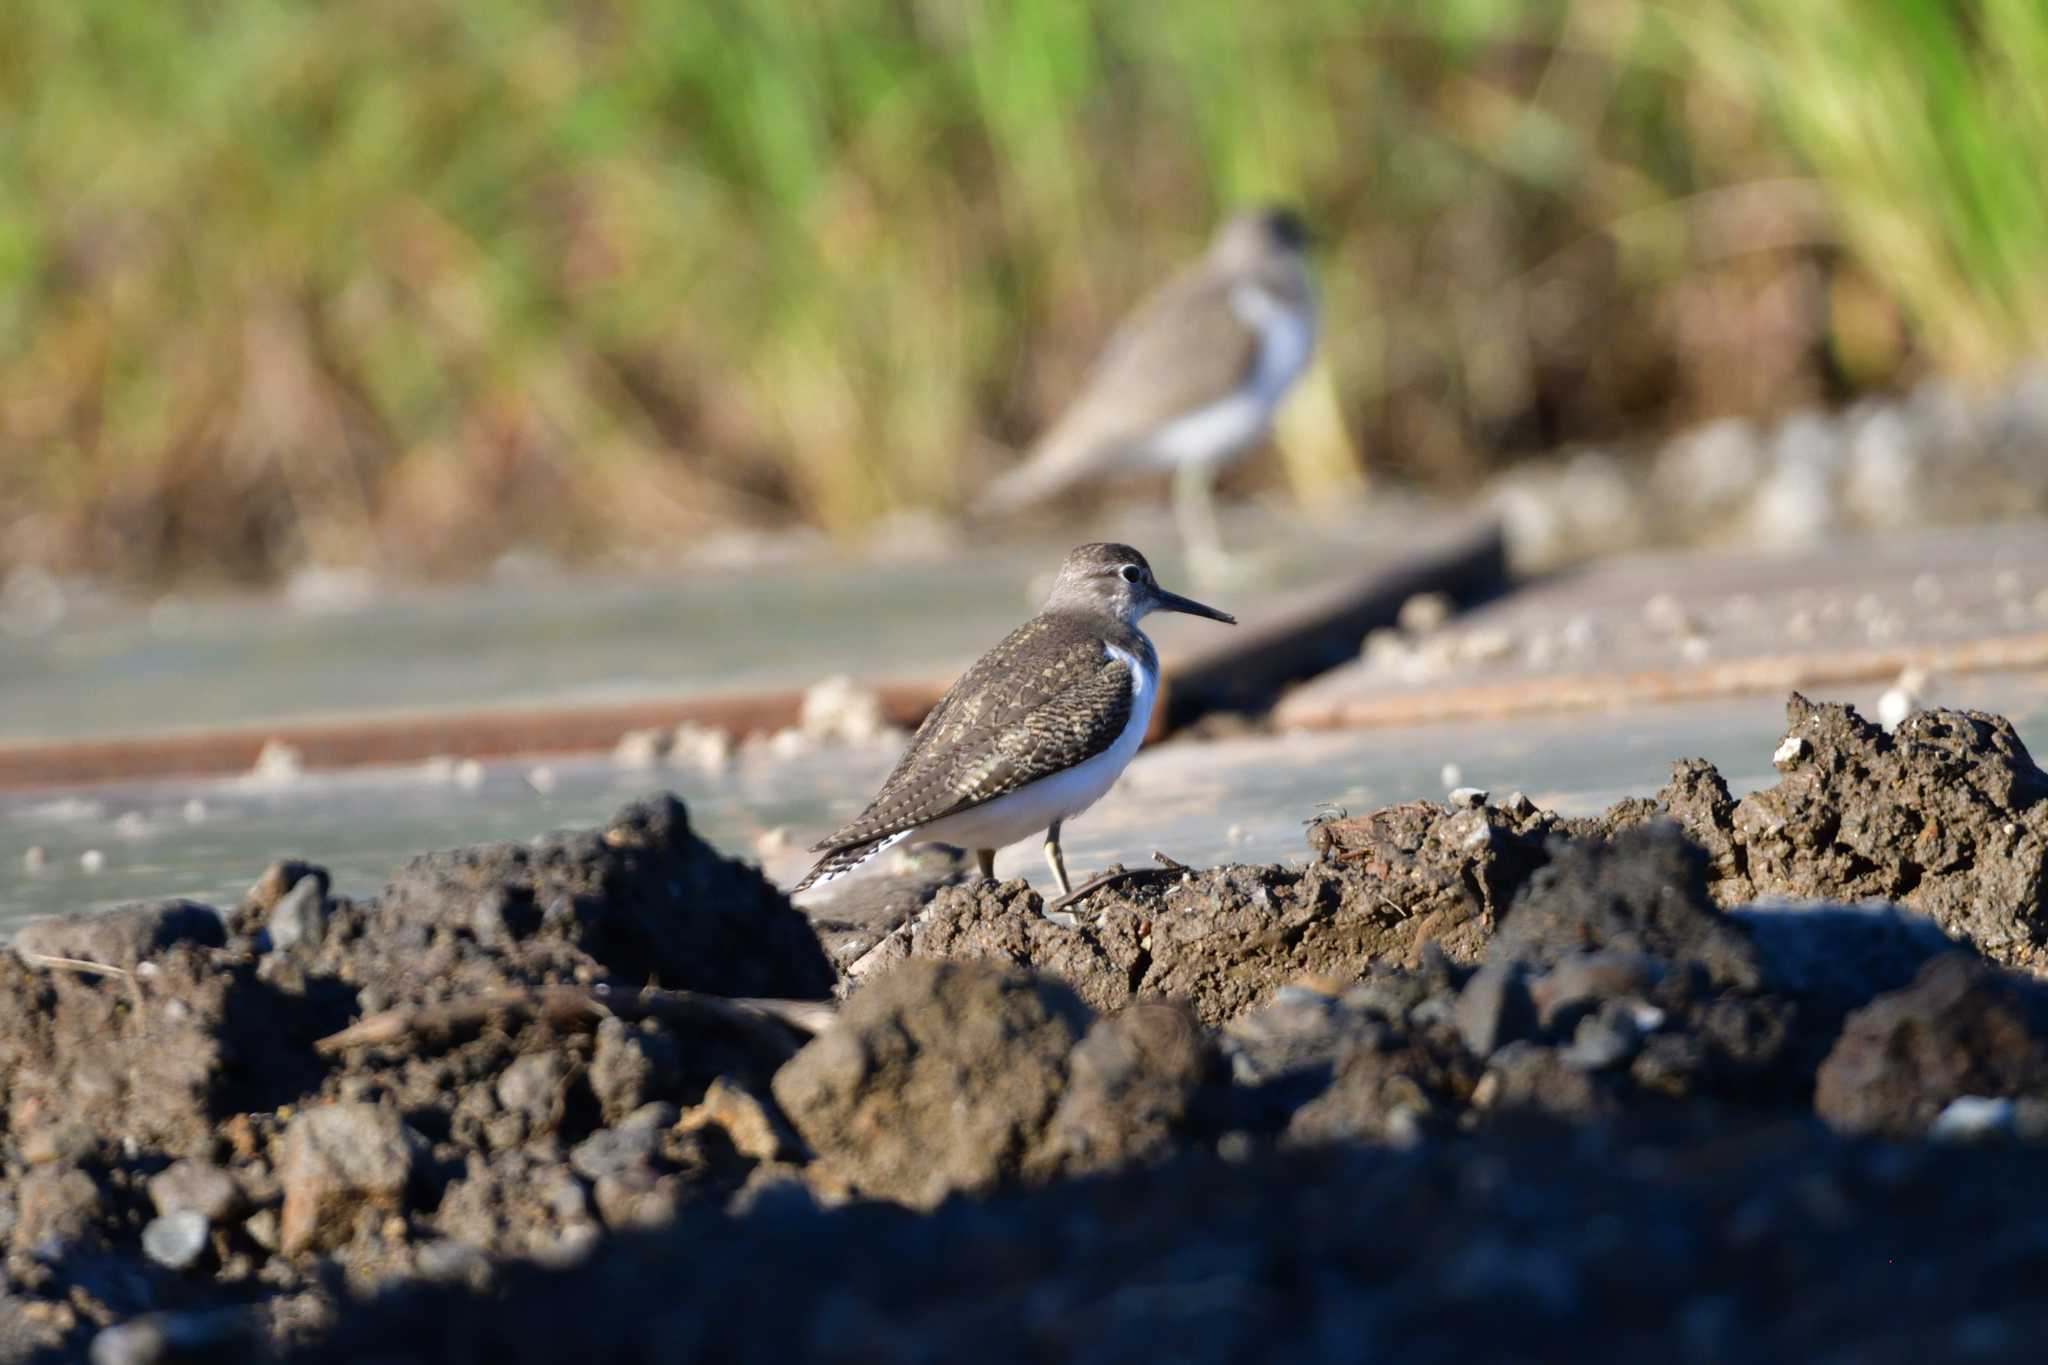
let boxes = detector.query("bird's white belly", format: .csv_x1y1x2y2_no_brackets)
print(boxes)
1138,286,1314,473
1142,392,1270,471
909,644,1156,853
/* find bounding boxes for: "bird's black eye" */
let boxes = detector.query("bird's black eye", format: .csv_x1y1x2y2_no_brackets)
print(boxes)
1119,564,1143,584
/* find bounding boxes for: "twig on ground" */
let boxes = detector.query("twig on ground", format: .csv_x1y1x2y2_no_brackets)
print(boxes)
314,985,837,1056
17,951,149,1015
1046,851,1191,914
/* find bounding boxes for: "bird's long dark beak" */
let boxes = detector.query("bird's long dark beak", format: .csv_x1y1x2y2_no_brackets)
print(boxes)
1152,586,1236,625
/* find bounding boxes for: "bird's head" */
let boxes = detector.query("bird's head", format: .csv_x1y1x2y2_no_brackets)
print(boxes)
1043,543,1237,628
1209,205,1313,271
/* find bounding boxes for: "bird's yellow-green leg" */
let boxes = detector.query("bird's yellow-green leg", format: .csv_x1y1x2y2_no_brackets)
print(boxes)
1175,459,1283,587
1043,821,1072,898
1173,460,1227,565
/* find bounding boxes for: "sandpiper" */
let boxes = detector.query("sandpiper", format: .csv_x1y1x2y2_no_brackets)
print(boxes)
793,543,1235,898
977,206,1317,576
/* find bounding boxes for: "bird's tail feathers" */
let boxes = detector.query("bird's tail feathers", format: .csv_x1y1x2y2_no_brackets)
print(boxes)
790,829,911,895
974,426,1107,517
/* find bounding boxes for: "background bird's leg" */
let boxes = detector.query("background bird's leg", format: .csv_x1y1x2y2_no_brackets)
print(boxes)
1042,821,1072,897
975,848,997,882
1173,460,1226,566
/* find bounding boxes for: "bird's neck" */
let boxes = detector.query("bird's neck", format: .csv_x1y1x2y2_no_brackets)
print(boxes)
1043,606,1155,668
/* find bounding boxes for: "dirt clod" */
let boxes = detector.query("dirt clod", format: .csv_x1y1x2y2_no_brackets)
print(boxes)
772,959,1092,1207
1815,953,2048,1137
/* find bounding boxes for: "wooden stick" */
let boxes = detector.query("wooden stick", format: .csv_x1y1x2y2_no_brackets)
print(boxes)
17,952,149,1014
314,985,837,1056
1046,851,1190,914
17,952,132,980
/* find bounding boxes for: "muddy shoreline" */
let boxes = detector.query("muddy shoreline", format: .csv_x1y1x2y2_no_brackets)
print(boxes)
3,694,2046,1361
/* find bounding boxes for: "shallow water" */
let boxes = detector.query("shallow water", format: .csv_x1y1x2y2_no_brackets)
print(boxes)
0,502,1449,745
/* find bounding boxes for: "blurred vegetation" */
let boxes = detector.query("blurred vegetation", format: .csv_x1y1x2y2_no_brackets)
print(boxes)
0,0,2042,584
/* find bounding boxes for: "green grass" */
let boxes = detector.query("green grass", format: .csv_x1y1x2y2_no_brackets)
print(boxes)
1697,0,2048,379
0,0,2043,583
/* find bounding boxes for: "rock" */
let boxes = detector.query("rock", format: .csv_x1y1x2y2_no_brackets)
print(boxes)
911,795,1573,1030
287,1114,2048,1363
1494,823,1763,992
1527,951,1664,1030
1028,1002,1215,1178
14,1165,104,1253
21,1121,97,1166
1703,696,2048,971
1454,961,1537,1057
279,1103,423,1255
797,675,899,747
141,1210,211,1270
772,959,1092,1207
1284,1024,1474,1147
13,900,224,970
1447,787,1489,810
588,1019,679,1124
1815,955,2048,1137
1729,899,1957,1074
494,1052,572,1132
1929,1096,2018,1144
591,1169,685,1230
89,1310,256,1365
611,728,669,769
241,859,331,919
266,875,329,953
569,1125,661,1183
1559,1001,1646,1072
677,1078,804,1165
376,793,835,999
147,1160,244,1222
1476,1041,1614,1119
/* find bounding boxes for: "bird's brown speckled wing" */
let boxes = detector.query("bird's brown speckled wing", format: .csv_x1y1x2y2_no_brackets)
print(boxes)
1033,270,1261,467
810,616,1135,853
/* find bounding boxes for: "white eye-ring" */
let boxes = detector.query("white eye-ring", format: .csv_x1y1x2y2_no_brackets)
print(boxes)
1119,564,1143,583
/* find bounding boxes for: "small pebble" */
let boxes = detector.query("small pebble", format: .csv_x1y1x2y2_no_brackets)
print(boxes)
1773,735,1810,767
611,728,669,769
1397,591,1453,634
182,798,207,824
527,765,558,795
766,729,813,760
1453,628,1516,665
141,1211,211,1271
1929,1095,2016,1144
454,759,486,790
754,827,794,859
1440,763,1464,789
1876,668,1929,731
250,739,303,783
1503,791,1535,817
1643,593,1697,637
23,846,44,873
80,849,105,873
113,811,150,839
671,722,734,774
1448,787,1489,810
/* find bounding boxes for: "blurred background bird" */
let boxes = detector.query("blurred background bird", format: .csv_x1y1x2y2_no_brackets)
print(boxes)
976,206,1317,582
